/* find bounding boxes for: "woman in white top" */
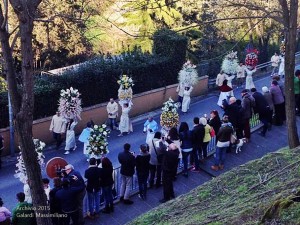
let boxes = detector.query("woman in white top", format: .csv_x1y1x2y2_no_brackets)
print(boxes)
245,67,256,90
182,86,193,113
118,103,133,136
64,119,78,155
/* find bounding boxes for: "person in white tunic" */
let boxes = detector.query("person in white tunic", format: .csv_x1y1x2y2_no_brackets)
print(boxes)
79,122,93,158
118,103,133,136
245,67,256,90
215,70,228,87
278,54,285,78
236,62,246,87
143,116,158,143
64,119,78,155
271,52,280,75
106,98,119,130
176,83,184,108
182,86,193,113
217,80,233,107
23,180,32,204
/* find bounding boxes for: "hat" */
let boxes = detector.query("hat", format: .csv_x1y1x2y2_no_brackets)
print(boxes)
64,164,73,171
250,88,257,93
262,86,269,93
199,117,207,126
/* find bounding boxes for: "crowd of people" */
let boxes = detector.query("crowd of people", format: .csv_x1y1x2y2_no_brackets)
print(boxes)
3,64,300,225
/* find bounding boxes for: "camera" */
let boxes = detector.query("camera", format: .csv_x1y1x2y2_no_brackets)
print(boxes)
56,168,66,178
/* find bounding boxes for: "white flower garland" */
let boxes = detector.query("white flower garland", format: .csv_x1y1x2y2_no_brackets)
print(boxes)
178,61,198,86
221,51,239,75
58,87,82,120
15,139,46,184
87,124,111,156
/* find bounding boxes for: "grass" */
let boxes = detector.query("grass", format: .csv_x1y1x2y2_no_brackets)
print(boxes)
128,147,300,225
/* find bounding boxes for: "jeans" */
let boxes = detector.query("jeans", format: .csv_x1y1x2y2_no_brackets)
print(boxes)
182,150,192,174
137,173,149,198
149,164,162,187
102,185,113,207
261,118,269,135
120,175,132,200
201,142,209,158
192,146,201,170
109,118,118,130
53,132,62,149
87,190,100,214
214,146,228,166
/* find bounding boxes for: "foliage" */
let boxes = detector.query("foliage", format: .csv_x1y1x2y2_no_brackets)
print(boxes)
0,44,186,128
129,147,300,224
0,76,7,93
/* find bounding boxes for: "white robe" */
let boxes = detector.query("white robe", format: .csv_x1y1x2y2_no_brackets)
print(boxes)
182,87,193,113
65,121,77,150
245,68,256,90
217,91,231,107
278,56,285,76
119,106,133,133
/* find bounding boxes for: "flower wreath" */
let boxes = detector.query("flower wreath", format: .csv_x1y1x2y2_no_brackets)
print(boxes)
178,61,198,86
221,51,239,75
58,87,82,120
87,124,111,156
160,97,180,128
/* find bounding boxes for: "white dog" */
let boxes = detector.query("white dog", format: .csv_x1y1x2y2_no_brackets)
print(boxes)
235,138,247,154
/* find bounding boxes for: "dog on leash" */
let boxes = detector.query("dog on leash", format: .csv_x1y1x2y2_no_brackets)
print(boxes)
235,138,247,154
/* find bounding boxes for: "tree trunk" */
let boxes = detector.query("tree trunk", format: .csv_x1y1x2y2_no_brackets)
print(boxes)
0,1,52,224
281,0,300,148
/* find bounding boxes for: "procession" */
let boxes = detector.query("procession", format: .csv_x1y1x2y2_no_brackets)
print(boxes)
0,42,295,225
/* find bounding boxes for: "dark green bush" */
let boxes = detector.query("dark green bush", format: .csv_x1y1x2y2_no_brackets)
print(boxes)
0,31,188,128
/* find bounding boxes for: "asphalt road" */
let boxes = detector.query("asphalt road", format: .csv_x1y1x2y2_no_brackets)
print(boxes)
0,71,288,210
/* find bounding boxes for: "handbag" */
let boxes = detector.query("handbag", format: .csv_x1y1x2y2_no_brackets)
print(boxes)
209,127,216,137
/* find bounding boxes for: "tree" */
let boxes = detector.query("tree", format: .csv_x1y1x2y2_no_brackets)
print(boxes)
0,0,52,224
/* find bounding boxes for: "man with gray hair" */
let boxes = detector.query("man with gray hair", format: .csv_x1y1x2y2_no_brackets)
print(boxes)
143,115,158,143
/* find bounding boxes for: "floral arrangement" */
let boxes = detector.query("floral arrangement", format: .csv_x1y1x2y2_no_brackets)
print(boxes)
15,139,46,184
178,60,198,86
221,51,239,75
58,87,82,120
117,75,134,90
160,98,180,128
280,41,285,55
245,49,259,69
87,124,111,156
118,75,134,105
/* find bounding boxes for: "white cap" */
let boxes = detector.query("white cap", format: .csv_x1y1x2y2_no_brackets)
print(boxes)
199,117,207,126
262,86,269,93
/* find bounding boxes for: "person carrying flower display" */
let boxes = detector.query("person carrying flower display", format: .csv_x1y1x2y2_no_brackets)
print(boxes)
64,119,78,155
79,122,93,160
118,102,133,136
182,86,193,113
245,67,257,90
236,62,246,88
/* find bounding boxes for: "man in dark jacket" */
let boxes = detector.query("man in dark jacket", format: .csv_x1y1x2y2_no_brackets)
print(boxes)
223,97,243,139
160,143,180,203
191,117,205,172
55,179,83,225
211,116,234,171
118,143,136,205
251,88,271,137
63,164,86,225
84,158,101,218
241,89,255,141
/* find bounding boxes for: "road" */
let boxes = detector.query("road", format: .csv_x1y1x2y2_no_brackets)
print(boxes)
0,71,288,210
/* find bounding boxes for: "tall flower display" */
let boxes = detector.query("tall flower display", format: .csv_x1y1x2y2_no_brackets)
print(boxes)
221,51,239,75
87,124,111,156
117,75,134,105
160,98,180,129
178,61,198,87
245,49,259,69
58,87,82,120
15,139,46,184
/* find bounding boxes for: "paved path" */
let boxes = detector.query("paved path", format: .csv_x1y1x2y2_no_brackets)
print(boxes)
0,71,297,224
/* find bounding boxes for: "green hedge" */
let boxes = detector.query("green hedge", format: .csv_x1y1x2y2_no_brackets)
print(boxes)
0,29,187,128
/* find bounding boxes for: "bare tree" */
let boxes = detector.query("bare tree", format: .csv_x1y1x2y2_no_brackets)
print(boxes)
0,0,52,224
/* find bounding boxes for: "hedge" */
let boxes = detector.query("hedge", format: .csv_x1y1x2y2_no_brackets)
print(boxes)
0,29,188,128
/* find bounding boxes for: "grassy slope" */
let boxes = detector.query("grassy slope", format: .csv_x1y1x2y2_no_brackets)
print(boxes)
129,147,300,225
